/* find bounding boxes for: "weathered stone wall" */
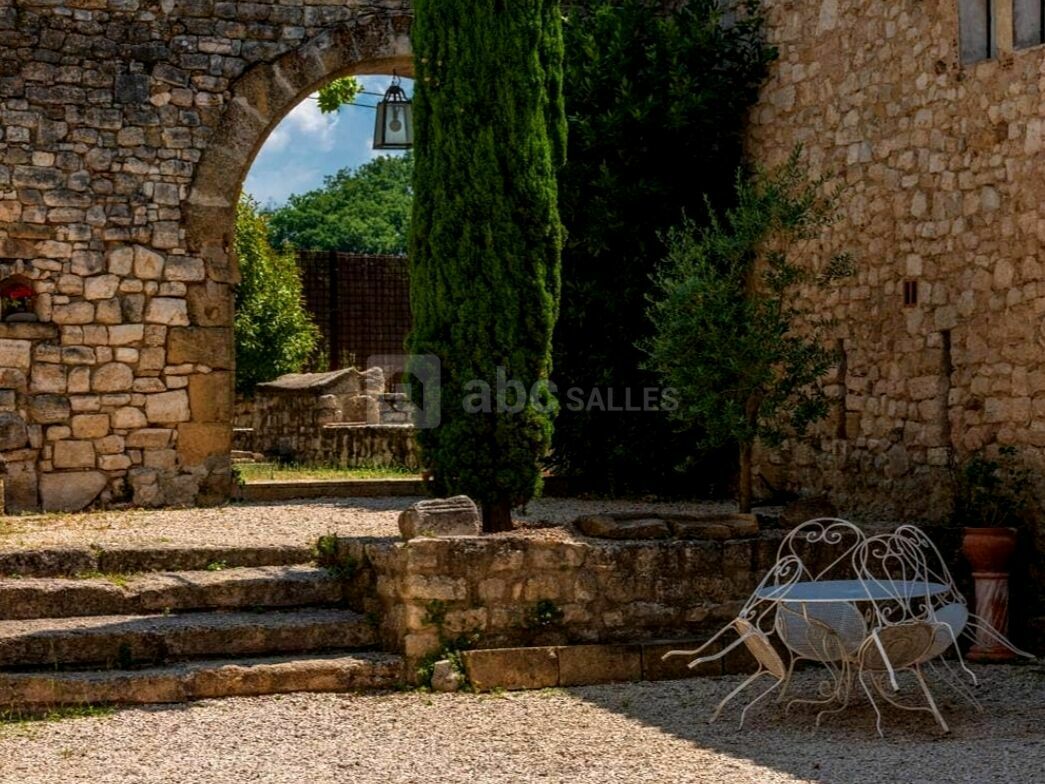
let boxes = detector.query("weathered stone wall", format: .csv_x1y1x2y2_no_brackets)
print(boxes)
335,524,1045,675
0,0,412,511
344,533,776,667
233,367,419,468
747,1,1045,524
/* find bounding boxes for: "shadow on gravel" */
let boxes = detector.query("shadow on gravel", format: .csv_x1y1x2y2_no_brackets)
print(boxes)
570,666,1045,784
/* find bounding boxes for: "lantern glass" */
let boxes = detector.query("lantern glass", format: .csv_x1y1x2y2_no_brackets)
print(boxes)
373,79,413,150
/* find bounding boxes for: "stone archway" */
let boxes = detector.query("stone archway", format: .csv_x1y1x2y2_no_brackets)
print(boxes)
0,4,412,512
178,16,414,506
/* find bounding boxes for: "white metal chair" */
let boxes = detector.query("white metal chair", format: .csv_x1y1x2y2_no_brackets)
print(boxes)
852,532,953,735
773,518,868,708
889,525,1033,665
662,555,804,726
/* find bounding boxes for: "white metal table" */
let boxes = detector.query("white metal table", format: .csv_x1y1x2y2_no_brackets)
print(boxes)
756,579,949,604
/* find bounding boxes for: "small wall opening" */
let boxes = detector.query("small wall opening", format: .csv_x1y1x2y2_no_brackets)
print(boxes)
0,275,37,323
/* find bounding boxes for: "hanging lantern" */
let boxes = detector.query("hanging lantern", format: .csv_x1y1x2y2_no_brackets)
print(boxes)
373,72,413,150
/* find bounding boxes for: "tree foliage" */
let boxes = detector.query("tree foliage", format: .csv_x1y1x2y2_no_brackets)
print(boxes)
550,0,775,494
267,154,413,255
644,150,853,511
409,0,567,531
234,196,320,393
316,76,363,114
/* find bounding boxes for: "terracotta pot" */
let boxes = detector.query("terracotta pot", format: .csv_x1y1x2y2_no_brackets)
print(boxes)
962,526,1019,663
961,526,1018,573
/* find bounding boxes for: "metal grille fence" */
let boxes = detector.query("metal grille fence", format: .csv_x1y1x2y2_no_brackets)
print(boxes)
297,251,411,373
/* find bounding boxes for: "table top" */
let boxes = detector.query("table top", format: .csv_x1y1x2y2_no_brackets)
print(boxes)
756,579,949,603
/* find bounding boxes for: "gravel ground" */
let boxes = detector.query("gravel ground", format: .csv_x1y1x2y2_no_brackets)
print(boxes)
0,497,734,551
0,667,1041,784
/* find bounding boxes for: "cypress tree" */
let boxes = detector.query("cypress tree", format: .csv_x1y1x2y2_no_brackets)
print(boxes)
409,0,566,532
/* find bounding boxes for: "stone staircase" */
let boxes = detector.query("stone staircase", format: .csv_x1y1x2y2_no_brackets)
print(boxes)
0,548,403,712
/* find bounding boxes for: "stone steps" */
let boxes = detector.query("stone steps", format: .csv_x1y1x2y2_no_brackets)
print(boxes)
0,652,404,711
0,565,343,621
0,608,375,670
0,543,315,579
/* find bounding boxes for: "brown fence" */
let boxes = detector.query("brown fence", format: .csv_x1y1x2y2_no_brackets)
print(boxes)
297,251,412,374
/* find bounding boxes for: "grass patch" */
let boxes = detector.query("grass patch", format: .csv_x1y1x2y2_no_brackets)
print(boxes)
1,704,115,730
236,462,420,484
73,571,133,588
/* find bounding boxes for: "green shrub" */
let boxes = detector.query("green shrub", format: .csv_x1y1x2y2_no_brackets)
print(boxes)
550,0,775,495
645,150,853,511
233,196,320,393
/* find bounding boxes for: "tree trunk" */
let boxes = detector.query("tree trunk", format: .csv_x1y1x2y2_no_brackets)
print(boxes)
738,442,753,513
482,499,514,533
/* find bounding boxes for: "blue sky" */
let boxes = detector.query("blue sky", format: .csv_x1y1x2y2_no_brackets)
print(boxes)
244,75,411,208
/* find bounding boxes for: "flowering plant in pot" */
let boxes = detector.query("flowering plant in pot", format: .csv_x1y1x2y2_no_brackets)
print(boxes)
952,446,1034,660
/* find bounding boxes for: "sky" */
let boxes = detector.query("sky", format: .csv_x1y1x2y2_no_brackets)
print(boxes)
243,75,412,208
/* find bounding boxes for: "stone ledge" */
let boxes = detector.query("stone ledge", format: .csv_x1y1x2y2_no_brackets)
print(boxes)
461,638,750,691
0,322,58,340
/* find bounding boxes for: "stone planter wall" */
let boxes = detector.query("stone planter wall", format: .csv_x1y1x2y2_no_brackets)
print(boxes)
327,523,1045,680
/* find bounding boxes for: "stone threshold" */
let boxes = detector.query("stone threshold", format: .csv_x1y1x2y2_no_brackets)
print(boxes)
235,475,574,502
0,652,404,712
460,638,757,691
0,543,314,579
236,478,428,501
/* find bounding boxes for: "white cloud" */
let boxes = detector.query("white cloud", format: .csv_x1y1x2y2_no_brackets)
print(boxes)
256,94,339,160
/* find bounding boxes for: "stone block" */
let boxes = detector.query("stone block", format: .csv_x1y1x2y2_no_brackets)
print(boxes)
557,644,643,686
0,412,29,451
462,647,560,692
92,363,134,392
134,245,165,279
111,406,148,429
177,422,230,466
84,275,120,301
669,513,759,541
145,390,190,423
188,371,232,423
576,514,672,540
71,414,110,439
28,394,71,425
186,281,233,327
167,327,233,368
108,324,145,346
126,428,173,449
398,496,481,540
39,471,107,512
145,297,189,325
52,440,96,469
0,339,32,371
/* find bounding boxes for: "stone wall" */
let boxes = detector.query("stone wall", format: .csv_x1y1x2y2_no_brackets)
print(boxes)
747,0,1045,584
234,367,419,468
341,532,788,668
333,523,1045,678
0,0,412,511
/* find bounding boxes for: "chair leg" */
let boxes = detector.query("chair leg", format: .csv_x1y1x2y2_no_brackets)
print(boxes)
710,670,766,724
857,669,885,738
913,668,950,734
777,657,798,703
740,677,782,729
929,659,983,712
814,661,854,727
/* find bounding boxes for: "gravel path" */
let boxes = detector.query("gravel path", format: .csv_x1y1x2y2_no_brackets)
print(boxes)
0,498,734,551
0,667,1042,784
